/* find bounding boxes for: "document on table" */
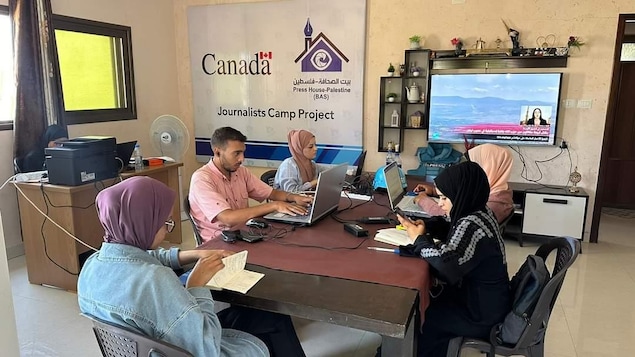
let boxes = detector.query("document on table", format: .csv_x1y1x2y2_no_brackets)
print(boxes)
374,228,412,246
205,250,264,294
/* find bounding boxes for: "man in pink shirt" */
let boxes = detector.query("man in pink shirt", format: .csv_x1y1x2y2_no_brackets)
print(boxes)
189,127,313,244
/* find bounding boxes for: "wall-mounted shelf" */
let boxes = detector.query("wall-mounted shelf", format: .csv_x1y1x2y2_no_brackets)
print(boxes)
431,55,568,70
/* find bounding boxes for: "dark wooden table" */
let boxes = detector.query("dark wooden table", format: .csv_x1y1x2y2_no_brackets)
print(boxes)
203,194,429,356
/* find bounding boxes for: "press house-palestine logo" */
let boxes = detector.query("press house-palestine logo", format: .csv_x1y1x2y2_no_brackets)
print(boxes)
294,18,348,72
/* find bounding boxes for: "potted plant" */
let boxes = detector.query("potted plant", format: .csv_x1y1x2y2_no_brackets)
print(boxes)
410,66,422,77
386,92,398,102
409,35,422,49
567,36,585,51
387,63,395,76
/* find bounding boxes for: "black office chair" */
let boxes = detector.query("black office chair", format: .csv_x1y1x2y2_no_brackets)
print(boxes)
446,236,581,357
260,169,277,187
83,313,193,357
183,197,203,246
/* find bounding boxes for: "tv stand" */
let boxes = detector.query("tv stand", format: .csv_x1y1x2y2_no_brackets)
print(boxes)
508,182,589,246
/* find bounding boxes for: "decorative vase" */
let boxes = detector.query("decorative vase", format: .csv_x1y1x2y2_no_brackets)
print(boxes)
454,44,463,56
388,71,394,77
412,71,420,77
410,41,420,50
387,97,395,102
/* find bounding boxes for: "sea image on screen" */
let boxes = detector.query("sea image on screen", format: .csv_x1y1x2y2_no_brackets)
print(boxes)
428,73,562,145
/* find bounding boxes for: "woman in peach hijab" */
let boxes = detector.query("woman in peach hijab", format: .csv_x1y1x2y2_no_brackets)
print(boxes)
414,143,514,223
274,129,323,192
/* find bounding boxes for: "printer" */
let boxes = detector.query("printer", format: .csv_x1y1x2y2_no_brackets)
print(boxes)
45,136,118,186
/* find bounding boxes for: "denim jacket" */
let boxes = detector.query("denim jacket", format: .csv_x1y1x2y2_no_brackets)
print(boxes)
77,243,268,357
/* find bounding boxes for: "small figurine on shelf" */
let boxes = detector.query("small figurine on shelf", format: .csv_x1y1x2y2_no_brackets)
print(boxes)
387,63,395,76
502,19,521,56
399,64,406,76
409,35,422,49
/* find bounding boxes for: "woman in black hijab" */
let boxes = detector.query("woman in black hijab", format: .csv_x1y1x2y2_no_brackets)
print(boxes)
21,125,68,172
397,161,511,357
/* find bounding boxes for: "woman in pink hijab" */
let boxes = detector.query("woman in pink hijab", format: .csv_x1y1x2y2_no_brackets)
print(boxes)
273,129,323,192
414,143,514,223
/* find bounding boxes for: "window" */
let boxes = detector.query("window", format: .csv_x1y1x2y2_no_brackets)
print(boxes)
52,15,136,124
0,6,14,131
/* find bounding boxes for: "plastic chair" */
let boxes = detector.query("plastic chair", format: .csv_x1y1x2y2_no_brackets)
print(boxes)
260,169,277,187
499,211,515,236
82,313,193,357
446,236,580,357
183,197,203,246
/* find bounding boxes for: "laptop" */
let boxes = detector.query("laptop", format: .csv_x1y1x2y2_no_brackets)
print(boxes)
115,141,137,171
264,163,348,225
384,161,430,218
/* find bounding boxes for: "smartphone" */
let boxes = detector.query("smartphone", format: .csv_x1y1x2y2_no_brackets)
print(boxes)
394,207,415,223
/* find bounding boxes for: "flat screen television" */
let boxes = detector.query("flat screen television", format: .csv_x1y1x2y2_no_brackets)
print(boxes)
427,73,563,146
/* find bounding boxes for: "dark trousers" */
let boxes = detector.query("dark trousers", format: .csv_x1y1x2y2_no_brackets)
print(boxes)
218,306,306,357
417,301,491,357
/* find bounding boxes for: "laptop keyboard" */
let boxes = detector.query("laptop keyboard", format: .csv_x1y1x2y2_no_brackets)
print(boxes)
399,196,422,212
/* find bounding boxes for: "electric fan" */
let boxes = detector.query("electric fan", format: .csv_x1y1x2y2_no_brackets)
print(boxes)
149,115,190,162
150,115,190,220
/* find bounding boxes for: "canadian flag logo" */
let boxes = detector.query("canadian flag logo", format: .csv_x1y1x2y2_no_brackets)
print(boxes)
259,51,272,60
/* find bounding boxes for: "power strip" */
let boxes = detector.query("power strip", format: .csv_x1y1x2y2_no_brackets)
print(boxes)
340,191,372,201
14,171,48,182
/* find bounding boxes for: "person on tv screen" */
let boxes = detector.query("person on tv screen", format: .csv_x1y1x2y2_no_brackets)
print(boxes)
274,129,324,192
396,161,511,357
521,108,549,126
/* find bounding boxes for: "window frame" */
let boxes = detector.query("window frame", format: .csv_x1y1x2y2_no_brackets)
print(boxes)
52,14,137,125
0,5,12,131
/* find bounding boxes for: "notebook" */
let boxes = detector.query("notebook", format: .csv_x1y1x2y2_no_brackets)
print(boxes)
115,141,137,171
384,162,430,218
264,163,348,225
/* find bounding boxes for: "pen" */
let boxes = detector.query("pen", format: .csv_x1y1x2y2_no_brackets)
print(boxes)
367,247,400,254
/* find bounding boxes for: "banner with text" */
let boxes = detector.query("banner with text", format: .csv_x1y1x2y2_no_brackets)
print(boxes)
188,0,366,168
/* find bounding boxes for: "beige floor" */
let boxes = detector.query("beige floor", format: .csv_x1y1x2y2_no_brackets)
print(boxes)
9,212,635,356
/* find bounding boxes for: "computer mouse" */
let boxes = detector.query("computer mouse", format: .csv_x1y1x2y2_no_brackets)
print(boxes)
221,230,239,243
246,218,269,229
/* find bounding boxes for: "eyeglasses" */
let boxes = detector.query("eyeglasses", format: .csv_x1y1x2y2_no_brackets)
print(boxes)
165,219,175,233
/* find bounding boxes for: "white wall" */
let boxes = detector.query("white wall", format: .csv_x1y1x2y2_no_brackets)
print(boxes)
0,211,20,357
51,0,181,155
0,131,23,258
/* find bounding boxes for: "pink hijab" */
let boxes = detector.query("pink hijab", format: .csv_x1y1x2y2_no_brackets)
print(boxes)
287,129,316,183
467,144,512,194
96,176,176,250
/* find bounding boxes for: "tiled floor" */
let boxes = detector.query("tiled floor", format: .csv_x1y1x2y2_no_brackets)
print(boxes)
8,212,635,356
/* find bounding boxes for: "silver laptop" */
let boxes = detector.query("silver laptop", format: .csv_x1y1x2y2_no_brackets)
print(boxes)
384,162,430,218
264,163,348,225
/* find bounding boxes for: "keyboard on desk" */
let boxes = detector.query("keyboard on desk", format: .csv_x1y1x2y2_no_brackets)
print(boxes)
397,196,430,218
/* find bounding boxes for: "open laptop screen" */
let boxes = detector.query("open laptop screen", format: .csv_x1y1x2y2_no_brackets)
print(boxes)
384,162,404,209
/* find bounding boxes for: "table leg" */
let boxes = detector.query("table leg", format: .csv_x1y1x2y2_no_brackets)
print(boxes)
381,316,417,356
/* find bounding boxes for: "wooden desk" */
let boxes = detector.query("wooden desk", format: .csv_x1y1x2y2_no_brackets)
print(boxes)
202,195,428,356
15,162,183,291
